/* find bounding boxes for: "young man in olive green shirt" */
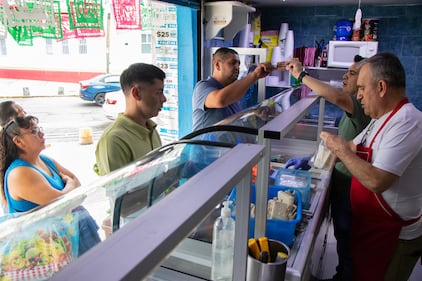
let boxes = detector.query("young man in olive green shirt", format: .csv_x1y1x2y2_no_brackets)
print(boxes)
95,63,166,176
95,116,161,175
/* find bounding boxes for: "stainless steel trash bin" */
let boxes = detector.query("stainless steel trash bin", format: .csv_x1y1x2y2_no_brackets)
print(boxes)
247,239,290,281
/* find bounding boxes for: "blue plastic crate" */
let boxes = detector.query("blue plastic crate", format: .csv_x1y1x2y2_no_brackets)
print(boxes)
228,184,302,246
274,168,311,209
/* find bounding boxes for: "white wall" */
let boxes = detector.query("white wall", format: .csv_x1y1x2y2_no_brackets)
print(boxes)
108,30,152,74
0,14,152,74
1,36,106,72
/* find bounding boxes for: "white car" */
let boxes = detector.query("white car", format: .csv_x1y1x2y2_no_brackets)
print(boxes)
103,90,125,120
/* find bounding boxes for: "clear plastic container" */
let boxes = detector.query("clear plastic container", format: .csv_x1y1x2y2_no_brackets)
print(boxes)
274,168,311,209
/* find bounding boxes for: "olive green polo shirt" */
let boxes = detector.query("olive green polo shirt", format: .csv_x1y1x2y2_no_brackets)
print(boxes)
335,95,371,176
95,114,162,176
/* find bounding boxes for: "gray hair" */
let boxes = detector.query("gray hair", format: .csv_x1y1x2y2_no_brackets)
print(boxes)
360,52,405,89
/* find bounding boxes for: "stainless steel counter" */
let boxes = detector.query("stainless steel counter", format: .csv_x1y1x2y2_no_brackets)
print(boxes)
284,163,333,280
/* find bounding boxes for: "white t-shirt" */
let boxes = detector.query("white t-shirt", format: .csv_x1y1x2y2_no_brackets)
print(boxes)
353,103,422,239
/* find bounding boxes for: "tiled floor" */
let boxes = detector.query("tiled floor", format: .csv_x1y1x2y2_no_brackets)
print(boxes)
318,218,422,281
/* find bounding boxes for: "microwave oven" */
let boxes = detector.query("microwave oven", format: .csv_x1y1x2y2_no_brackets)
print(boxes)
327,41,378,68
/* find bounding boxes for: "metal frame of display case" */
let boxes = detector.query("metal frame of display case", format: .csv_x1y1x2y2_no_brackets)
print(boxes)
178,89,333,280
254,94,323,237
250,93,335,281
50,143,265,281
177,87,333,281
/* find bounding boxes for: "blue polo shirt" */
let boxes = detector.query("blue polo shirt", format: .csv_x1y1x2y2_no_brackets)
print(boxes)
192,77,242,131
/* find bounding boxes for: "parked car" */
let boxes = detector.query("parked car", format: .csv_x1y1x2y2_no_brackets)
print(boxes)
103,89,125,119
79,74,121,106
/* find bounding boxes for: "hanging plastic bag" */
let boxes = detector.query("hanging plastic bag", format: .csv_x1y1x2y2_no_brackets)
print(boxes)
309,140,334,169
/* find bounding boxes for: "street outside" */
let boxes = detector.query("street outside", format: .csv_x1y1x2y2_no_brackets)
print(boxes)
0,85,113,186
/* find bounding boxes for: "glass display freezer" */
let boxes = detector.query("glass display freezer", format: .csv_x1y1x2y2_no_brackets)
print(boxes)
0,141,265,280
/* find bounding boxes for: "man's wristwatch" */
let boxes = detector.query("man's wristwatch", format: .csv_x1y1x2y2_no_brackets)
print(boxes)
297,71,309,83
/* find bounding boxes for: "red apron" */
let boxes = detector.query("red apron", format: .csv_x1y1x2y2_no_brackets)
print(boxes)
350,98,419,281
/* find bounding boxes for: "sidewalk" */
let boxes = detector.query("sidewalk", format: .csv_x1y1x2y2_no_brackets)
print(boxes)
44,141,100,187
0,78,99,185
0,78,79,97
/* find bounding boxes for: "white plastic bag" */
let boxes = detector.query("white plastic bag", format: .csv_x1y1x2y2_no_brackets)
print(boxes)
310,140,333,169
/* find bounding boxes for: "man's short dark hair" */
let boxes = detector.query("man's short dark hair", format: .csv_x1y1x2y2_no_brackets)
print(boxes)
0,101,17,127
120,63,166,92
354,55,365,63
213,47,238,62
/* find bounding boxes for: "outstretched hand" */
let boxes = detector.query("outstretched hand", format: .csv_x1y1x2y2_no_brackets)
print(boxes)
253,62,275,79
277,58,303,79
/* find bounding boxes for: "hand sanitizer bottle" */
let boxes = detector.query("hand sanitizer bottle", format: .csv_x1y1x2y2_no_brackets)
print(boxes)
211,201,235,281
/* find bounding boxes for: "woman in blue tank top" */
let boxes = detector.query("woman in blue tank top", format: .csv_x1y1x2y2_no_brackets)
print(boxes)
0,115,81,213
1,115,101,256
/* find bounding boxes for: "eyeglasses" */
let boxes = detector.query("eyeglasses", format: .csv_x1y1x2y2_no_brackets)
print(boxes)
3,119,16,133
19,127,44,136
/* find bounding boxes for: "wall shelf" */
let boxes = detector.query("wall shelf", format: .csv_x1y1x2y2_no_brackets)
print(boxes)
204,1,255,41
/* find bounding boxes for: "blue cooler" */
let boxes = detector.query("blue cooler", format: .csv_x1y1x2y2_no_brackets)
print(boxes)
228,184,302,246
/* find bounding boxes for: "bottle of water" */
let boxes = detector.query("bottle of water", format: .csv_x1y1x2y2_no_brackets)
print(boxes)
211,201,235,281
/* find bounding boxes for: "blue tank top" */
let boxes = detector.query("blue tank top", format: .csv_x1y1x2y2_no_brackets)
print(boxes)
4,155,64,213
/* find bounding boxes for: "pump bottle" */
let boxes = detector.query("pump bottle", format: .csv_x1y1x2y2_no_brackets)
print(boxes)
211,201,235,281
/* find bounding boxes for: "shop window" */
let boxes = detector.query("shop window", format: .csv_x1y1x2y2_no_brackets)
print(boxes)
0,39,6,55
45,39,53,55
62,40,69,55
141,33,151,54
79,38,87,54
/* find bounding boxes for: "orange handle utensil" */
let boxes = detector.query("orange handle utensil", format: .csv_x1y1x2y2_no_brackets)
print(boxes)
248,238,261,260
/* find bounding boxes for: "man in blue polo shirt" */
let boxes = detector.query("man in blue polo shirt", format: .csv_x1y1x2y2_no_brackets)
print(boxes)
192,47,273,131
